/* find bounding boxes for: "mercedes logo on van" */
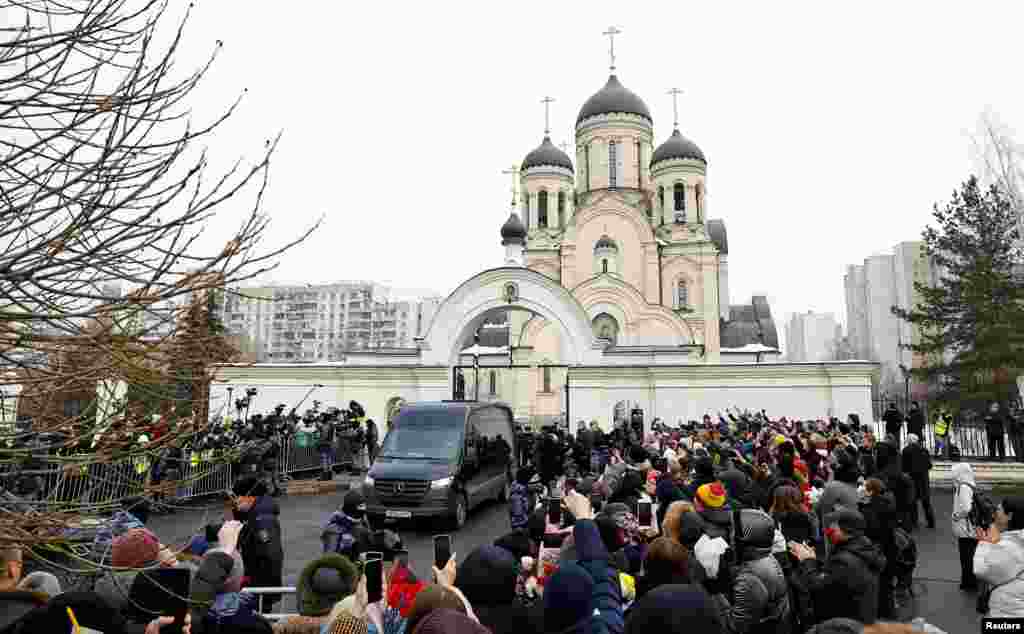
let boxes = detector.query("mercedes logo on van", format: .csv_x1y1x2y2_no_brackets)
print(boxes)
393,482,405,494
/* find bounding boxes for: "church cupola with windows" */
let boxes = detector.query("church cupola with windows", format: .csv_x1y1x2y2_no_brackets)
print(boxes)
651,88,707,227
520,97,575,236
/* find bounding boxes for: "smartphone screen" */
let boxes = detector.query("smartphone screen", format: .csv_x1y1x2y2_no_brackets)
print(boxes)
636,501,653,529
364,558,383,604
433,534,452,570
547,498,563,527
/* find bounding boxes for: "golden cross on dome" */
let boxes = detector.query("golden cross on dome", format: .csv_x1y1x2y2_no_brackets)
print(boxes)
558,141,570,153
602,26,622,72
502,165,519,207
541,96,554,136
668,88,683,130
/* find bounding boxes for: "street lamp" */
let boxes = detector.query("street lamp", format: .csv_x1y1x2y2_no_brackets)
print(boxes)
899,363,911,409
473,332,481,401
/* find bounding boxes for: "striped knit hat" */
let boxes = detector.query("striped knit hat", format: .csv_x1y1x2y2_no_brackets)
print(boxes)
696,482,727,509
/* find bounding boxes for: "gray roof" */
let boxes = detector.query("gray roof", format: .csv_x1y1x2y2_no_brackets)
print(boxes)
706,219,728,255
500,212,527,244
522,136,573,172
577,75,652,124
651,129,706,166
720,295,779,349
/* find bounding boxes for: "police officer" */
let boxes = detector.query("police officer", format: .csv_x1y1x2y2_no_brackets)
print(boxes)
933,408,952,458
317,412,336,481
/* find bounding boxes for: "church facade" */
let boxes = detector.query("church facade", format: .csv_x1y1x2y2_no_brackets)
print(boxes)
210,58,877,431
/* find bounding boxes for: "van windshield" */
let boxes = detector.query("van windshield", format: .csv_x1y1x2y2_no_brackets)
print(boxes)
379,410,464,461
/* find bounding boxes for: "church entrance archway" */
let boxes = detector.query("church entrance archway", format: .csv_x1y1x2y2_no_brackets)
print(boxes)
418,267,603,368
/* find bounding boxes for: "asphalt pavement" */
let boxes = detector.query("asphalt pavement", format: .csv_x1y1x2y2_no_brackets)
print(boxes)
148,485,983,632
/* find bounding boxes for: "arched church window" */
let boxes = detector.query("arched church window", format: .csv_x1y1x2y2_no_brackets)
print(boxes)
489,370,497,396
674,183,686,214
538,190,548,228
542,365,552,393
695,184,703,221
658,186,665,214
602,259,609,274
592,313,619,346
585,144,591,191
557,191,565,228
636,140,642,185
524,193,530,229
677,280,689,309
608,141,618,188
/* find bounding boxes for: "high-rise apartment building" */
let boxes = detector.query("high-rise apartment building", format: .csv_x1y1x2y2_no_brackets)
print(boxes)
844,242,939,391
784,311,839,362
218,282,442,363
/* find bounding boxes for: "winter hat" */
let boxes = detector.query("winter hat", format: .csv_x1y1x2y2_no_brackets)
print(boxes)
575,476,596,496
412,608,491,634
734,509,775,549
693,456,715,480
625,584,722,634
696,482,727,509
190,548,245,608
544,561,594,633
111,528,160,568
824,508,867,536
493,531,532,560
342,489,366,516
297,554,358,616
629,446,651,469
455,545,517,606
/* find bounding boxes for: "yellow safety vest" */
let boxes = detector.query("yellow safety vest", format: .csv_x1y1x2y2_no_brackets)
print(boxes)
134,456,150,475
190,452,199,467
935,413,951,436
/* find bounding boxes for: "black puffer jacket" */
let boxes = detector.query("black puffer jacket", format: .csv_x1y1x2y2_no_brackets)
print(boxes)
711,509,792,634
798,535,886,624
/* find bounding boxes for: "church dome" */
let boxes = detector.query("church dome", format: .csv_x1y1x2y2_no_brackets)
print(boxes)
577,75,652,124
651,129,706,166
595,234,617,250
522,136,573,172
500,212,527,244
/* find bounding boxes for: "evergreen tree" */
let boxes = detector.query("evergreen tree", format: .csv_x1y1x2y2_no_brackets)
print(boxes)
893,176,1024,409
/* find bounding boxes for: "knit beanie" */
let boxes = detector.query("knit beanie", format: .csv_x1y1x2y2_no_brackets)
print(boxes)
298,554,358,616
112,528,160,568
625,584,722,634
696,482,727,509
543,562,594,633
455,545,517,606
412,608,491,634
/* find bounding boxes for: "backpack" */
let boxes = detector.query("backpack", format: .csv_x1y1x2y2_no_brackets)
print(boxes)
960,482,998,533
890,526,918,582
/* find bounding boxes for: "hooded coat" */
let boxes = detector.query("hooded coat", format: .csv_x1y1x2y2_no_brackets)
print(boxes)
975,527,1024,618
455,545,543,634
797,534,886,624
235,496,284,606
951,463,976,539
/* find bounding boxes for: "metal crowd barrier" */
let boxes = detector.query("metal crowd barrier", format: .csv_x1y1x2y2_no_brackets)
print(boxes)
867,420,1021,460
241,586,298,621
7,435,373,508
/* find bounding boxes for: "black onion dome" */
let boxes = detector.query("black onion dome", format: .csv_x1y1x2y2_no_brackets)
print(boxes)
500,212,527,244
594,235,617,250
522,136,573,172
576,75,652,124
706,219,727,254
651,129,706,166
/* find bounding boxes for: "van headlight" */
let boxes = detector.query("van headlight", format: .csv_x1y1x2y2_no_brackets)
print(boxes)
431,477,452,489
363,475,375,487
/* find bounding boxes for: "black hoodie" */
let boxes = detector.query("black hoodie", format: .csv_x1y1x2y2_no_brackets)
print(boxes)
798,534,886,624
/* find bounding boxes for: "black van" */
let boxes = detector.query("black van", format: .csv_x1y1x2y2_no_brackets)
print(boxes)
362,401,516,529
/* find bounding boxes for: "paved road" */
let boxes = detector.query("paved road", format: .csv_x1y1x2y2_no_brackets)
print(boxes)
149,486,981,632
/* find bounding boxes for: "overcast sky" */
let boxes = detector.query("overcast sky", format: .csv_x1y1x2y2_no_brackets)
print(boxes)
177,1,1024,327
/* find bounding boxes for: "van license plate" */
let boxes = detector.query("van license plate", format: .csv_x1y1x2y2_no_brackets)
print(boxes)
386,510,412,519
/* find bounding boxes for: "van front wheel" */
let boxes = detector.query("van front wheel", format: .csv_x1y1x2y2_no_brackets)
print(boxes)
451,494,468,530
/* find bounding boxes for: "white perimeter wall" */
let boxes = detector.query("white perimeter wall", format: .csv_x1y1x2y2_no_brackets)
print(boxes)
210,361,877,435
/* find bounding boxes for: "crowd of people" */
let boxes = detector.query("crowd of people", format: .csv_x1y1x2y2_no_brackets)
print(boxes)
6,405,1024,634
